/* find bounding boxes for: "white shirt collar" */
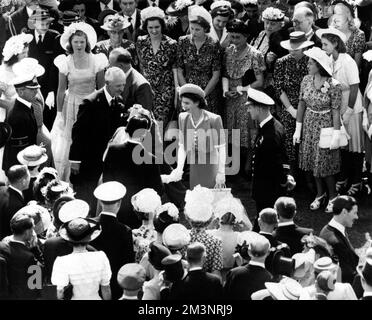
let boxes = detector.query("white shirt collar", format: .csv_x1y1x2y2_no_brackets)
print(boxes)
329,218,346,237
100,0,113,10
124,10,137,27
209,27,228,44
249,261,266,268
189,267,203,272
26,6,33,17
363,292,372,297
119,293,139,300
100,211,117,218
10,238,26,245
35,30,45,42
278,221,295,227
259,114,273,128
305,29,314,40
124,67,133,78
16,96,32,109
103,86,114,105
9,185,24,198
147,0,159,6
259,231,273,236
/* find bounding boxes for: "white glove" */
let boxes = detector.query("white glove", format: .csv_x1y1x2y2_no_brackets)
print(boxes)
169,168,183,182
362,109,369,133
330,129,341,150
45,92,55,109
236,85,250,95
342,107,353,125
286,105,297,119
161,174,170,184
215,172,226,186
368,124,372,139
293,122,302,145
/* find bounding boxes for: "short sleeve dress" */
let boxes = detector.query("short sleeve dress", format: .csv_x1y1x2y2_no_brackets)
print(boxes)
298,75,342,177
345,28,366,61
176,35,222,114
51,53,108,180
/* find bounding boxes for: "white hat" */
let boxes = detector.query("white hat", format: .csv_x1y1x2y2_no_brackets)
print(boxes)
184,185,214,223
313,257,337,272
162,223,191,250
303,47,332,76
60,21,97,50
265,277,303,300
262,7,285,21
11,58,45,88
292,249,315,278
210,0,231,11
315,27,347,43
17,145,48,167
131,188,162,213
2,33,33,62
94,181,127,202
213,195,245,223
247,87,275,106
188,5,212,27
141,6,165,22
179,83,205,99
14,203,52,235
58,199,90,223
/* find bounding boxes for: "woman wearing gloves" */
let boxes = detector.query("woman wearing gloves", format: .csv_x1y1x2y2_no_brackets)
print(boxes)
316,28,365,196
163,83,226,189
293,47,342,213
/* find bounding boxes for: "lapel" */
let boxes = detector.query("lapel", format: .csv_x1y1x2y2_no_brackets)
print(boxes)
122,71,133,103
331,54,343,75
254,118,274,149
8,187,24,203
135,9,141,30
328,225,355,253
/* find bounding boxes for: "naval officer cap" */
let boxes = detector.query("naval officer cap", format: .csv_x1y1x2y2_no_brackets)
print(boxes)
94,181,127,202
247,87,275,106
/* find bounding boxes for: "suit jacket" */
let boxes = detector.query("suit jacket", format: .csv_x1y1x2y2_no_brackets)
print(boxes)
87,0,121,20
69,88,126,179
0,186,25,240
319,225,359,284
7,6,30,37
251,117,289,205
0,241,40,300
273,224,313,255
120,9,142,42
90,214,134,300
287,26,322,48
361,296,372,300
0,15,7,61
169,269,223,300
137,0,173,10
27,29,60,98
224,264,273,300
103,141,163,228
3,99,38,172
121,68,153,111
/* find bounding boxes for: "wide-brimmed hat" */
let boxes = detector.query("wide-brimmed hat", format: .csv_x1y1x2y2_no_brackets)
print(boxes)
17,145,48,167
357,248,372,285
60,21,97,50
2,33,34,62
262,7,285,21
101,14,131,31
179,83,205,99
11,57,45,88
59,217,101,244
98,9,117,26
315,27,347,43
247,87,275,106
58,199,90,223
166,0,194,17
0,122,12,149
162,223,190,251
28,8,54,30
280,31,314,51
52,195,75,224
141,6,165,23
117,263,146,291
265,277,303,300
304,46,332,76
94,181,126,202
148,242,171,270
13,203,52,235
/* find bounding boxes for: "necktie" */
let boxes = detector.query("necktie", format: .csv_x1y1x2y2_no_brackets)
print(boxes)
38,34,42,46
128,17,134,34
104,4,109,10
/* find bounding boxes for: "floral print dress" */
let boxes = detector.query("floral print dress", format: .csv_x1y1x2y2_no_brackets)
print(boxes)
136,35,177,127
177,35,223,114
298,75,342,177
345,29,366,61
132,224,157,263
273,54,309,163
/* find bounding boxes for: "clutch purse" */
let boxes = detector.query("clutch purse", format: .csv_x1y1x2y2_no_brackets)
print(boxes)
318,126,349,149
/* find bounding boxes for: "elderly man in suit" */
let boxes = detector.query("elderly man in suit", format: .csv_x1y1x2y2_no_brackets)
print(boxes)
246,88,295,231
273,196,313,255
91,182,135,300
109,47,153,111
292,6,321,47
0,165,29,240
224,233,273,300
169,242,223,300
69,66,127,211
319,195,360,284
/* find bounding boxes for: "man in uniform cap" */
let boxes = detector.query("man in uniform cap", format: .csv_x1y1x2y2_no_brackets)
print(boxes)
246,87,295,232
117,263,146,300
91,181,135,300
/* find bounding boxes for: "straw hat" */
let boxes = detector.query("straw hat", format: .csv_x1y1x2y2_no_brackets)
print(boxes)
100,14,131,31
265,277,303,300
303,47,332,76
179,83,205,99
280,31,314,51
17,145,48,167
315,27,347,43
60,22,97,50
59,217,101,244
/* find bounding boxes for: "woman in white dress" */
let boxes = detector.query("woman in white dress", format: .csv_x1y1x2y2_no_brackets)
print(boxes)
51,22,108,181
0,33,33,182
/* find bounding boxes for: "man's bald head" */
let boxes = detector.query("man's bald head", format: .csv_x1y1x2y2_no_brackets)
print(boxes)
105,67,126,97
109,47,132,71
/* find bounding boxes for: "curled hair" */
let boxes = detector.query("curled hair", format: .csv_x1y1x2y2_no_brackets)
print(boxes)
125,114,150,138
141,17,167,34
180,92,207,109
220,212,236,225
65,30,91,54
189,16,211,33
33,169,59,204
321,33,347,54
211,6,234,19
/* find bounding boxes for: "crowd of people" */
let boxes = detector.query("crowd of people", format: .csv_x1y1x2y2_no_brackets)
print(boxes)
0,0,372,300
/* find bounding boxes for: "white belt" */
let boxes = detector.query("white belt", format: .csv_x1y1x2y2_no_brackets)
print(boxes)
308,108,331,114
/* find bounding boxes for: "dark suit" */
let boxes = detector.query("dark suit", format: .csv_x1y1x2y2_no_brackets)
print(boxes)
103,141,163,228
169,269,223,300
0,15,7,61
137,0,173,11
273,223,313,255
2,99,38,172
319,224,359,284
69,88,126,209
0,186,25,240
120,9,141,42
90,213,134,300
251,117,289,230
287,26,322,48
7,6,30,37
121,68,153,111
28,29,60,130
87,0,121,20
0,241,40,300
224,263,273,300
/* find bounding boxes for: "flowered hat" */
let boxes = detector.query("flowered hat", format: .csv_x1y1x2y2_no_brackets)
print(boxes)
262,7,285,21
97,8,117,26
166,0,194,16
162,223,191,251
303,46,332,76
101,13,131,31
154,203,180,233
13,203,52,235
2,33,33,62
188,4,213,27
17,144,48,167
11,58,45,89
210,0,231,10
184,185,214,223
140,6,165,23
60,21,97,50
131,188,162,213
213,195,245,223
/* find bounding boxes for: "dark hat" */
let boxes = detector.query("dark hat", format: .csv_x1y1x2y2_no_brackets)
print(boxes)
58,0,89,12
226,18,250,36
0,122,12,149
97,8,117,26
153,203,179,234
332,0,355,17
60,10,82,26
59,217,101,244
272,250,295,277
357,248,372,285
166,0,193,17
161,254,185,282
148,242,171,270
117,263,146,291
28,8,54,30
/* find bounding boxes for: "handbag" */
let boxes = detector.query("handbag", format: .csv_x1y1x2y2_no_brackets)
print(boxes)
211,184,232,207
319,125,349,149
